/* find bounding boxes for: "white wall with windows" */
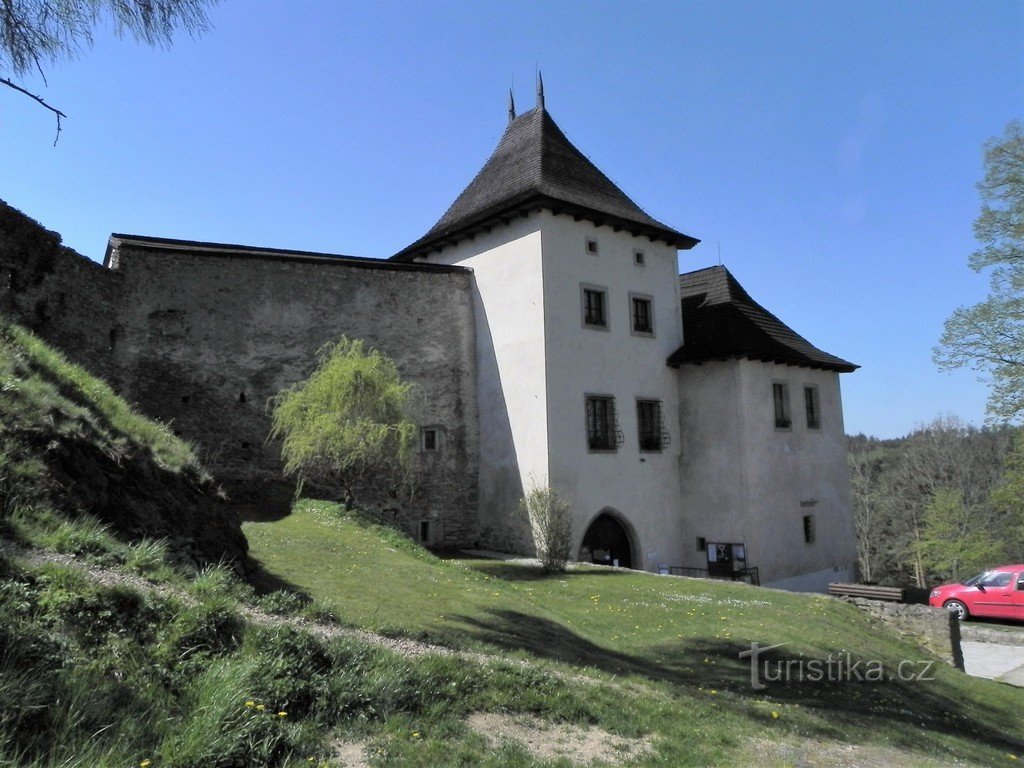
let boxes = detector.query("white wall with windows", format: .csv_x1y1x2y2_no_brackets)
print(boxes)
677,358,856,589
540,212,687,571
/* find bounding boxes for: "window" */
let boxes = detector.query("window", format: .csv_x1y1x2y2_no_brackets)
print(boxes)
581,286,608,328
585,395,622,451
630,294,654,336
421,427,439,452
637,399,669,451
586,238,599,255
634,249,645,266
979,571,1012,588
418,520,431,544
696,536,707,552
804,386,821,430
803,514,815,544
772,383,791,429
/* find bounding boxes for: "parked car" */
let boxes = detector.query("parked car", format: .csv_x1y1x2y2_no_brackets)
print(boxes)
929,564,1024,621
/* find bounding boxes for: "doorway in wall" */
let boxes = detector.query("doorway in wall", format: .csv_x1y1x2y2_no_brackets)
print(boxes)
579,512,635,569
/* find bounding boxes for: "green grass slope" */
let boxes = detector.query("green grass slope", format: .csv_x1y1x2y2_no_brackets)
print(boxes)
0,320,245,565
246,500,1024,766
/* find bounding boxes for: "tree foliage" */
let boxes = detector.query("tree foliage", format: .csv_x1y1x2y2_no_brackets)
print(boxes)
269,338,417,504
1,0,216,138
847,417,1016,586
935,120,1024,421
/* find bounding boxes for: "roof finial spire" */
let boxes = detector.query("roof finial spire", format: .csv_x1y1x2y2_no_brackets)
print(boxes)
508,88,516,123
536,70,545,110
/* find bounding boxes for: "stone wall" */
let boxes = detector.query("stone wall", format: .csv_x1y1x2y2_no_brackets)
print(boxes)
849,598,963,668
0,203,481,548
0,200,122,383
108,237,479,546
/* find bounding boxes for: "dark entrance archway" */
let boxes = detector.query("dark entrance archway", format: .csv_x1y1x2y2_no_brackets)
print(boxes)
579,512,635,569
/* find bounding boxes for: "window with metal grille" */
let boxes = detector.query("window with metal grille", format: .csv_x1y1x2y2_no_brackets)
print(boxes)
583,288,607,327
804,386,821,430
773,382,791,429
637,399,669,451
631,296,653,335
586,396,622,451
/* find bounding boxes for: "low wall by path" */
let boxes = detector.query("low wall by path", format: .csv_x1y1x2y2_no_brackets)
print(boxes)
848,598,963,669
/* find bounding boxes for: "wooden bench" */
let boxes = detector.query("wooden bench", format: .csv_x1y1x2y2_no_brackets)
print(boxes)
828,583,904,602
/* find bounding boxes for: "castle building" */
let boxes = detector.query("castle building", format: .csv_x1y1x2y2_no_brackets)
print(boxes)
0,87,858,590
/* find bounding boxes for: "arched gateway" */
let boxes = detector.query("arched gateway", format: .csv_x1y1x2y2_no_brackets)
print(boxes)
579,511,637,569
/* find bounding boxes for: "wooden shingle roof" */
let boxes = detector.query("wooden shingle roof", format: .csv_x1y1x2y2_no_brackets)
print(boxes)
392,107,698,261
668,266,858,372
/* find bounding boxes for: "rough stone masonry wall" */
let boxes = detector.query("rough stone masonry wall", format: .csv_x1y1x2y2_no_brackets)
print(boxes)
0,200,123,383
850,598,963,668
108,242,480,546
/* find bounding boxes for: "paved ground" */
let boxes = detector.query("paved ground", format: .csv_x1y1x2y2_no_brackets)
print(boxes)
960,622,1024,687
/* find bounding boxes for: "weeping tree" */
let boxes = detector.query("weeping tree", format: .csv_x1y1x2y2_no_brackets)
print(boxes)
269,338,417,506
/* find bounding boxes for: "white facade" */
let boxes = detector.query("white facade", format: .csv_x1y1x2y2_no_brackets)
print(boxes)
677,360,856,589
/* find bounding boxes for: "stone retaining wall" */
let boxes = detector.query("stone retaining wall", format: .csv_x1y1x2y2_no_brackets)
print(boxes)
850,598,963,669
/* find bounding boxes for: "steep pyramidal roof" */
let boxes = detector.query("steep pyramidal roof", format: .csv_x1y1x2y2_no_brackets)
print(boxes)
392,107,698,261
668,266,858,372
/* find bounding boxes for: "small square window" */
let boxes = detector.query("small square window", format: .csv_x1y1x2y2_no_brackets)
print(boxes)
634,250,645,265
803,514,815,544
630,294,654,335
804,386,821,430
772,383,791,430
421,427,439,452
582,286,608,328
585,395,621,451
586,238,599,255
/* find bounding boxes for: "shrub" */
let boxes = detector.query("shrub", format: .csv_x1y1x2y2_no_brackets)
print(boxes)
521,483,572,573
269,337,417,504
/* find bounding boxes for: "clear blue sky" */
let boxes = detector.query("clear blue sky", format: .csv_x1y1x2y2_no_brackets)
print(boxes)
2,1,1022,438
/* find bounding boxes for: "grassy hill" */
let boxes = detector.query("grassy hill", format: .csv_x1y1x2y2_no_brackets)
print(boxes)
1,322,1022,767
244,501,1024,767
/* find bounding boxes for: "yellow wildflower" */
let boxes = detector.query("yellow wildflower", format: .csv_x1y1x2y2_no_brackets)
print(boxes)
278,711,288,718
140,761,152,768
256,704,266,711
244,700,255,708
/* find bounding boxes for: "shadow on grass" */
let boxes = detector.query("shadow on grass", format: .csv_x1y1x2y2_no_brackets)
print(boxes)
462,561,633,582
245,555,313,601
454,608,1024,755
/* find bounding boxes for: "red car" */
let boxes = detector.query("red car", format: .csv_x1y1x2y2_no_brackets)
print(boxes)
929,564,1024,621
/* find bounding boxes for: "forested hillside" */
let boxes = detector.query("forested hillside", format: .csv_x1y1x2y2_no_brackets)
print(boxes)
848,417,1023,587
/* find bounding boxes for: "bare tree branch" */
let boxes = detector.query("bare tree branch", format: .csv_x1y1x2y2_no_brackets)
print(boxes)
1,75,64,143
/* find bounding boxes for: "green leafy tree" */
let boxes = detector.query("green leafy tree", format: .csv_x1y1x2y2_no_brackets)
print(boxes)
521,481,572,573
269,338,417,505
1,0,216,139
917,487,1003,584
935,120,1024,421
989,430,1024,561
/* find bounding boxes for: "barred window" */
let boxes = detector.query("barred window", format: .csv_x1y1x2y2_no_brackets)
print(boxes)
631,296,653,334
804,386,821,430
773,382,791,429
583,288,607,327
637,399,669,452
586,396,622,451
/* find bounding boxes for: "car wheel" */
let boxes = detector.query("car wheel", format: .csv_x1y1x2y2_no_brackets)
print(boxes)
944,599,969,621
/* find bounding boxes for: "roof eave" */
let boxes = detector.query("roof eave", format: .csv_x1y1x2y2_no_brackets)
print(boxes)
667,351,859,373
392,193,699,262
